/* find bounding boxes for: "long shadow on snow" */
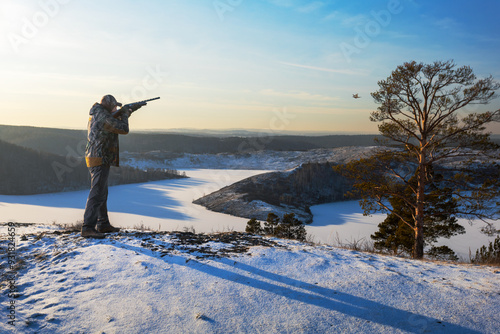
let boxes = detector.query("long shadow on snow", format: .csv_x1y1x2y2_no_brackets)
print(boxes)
111,241,477,334
310,201,383,227
0,178,206,221
199,258,476,333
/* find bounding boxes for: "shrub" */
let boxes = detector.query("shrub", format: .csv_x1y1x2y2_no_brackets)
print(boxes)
426,245,459,262
246,213,307,241
471,236,500,265
245,218,263,234
263,213,280,236
274,213,306,241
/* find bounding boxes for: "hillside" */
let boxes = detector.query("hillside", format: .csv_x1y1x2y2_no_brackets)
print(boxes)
194,162,354,223
0,140,185,195
191,147,378,223
2,125,499,157
0,125,87,156
0,124,381,156
1,223,499,333
0,139,89,194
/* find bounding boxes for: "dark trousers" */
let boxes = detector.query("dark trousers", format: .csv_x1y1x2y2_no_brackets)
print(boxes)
83,165,110,228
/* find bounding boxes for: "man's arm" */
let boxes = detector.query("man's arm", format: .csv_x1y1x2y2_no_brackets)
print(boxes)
112,97,159,118
103,110,130,134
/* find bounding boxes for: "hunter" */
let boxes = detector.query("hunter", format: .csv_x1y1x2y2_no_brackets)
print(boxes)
81,94,142,238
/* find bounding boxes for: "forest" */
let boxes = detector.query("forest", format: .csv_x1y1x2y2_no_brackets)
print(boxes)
2,125,498,157
0,139,185,195
0,124,382,155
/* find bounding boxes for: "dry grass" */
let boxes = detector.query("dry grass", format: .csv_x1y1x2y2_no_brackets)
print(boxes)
52,220,83,232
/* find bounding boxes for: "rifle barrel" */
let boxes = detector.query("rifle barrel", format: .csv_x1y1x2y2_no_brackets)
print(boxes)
112,97,160,118
135,97,160,104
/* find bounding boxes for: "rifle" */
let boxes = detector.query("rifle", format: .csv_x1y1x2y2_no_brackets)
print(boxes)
112,97,160,118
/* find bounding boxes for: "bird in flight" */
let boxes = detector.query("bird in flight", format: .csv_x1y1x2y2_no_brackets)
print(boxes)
353,93,361,99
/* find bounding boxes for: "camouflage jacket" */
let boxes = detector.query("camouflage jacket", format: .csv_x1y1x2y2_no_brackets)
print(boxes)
85,103,129,167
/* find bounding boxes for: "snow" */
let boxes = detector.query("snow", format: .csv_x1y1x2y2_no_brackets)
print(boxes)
309,201,385,245
121,147,379,171
0,169,497,259
2,166,500,333
122,149,335,171
0,169,264,234
1,225,499,333
309,201,499,260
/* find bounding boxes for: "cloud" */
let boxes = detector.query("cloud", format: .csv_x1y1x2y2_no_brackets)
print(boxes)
279,61,369,76
267,0,296,8
268,0,325,13
297,1,325,13
434,17,459,30
322,10,368,27
323,11,339,21
340,13,369,27
260,89,339,102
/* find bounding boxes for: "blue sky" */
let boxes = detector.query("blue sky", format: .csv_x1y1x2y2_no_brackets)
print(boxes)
1,0,499,133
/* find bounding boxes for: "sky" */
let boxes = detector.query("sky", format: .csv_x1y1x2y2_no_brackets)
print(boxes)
1,0,500,134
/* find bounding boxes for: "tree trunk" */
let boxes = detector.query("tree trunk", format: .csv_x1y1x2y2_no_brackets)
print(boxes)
413,219,424,259
413,150,427,259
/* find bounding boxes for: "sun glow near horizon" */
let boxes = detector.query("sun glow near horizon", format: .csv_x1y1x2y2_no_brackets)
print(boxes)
1,0,499,133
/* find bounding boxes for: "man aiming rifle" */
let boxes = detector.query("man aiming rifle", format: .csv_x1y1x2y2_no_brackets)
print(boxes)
81,95,159,238
112,97,160,118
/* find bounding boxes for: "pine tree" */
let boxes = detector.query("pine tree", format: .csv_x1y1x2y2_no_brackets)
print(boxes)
371,198,414,255
472,236,500,265
371,170,465,258
275,213,307,241
247,213,307,241
263,213,280,236
245,218,263,234
336,60,500,259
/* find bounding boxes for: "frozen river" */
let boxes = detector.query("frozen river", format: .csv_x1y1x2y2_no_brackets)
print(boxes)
0,169,496,259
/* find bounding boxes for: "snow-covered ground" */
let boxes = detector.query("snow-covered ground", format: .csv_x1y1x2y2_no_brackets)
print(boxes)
0,169,263,234
308,201,499,260
1,224,499,334
2,166,500,333
121,147,376,170
0,169,496,260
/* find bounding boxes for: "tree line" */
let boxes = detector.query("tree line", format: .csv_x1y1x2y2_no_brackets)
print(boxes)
246,213,307,241
0,140,185,195
0,124,382,156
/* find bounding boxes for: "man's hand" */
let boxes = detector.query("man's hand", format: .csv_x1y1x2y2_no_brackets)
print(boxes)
123,108,133,117
130,102,147,112
112,99,153,119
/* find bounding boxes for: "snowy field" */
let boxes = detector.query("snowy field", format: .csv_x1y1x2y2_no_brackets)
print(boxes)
2,169,500,333
0,169,496,259
0,169,262,234
1,225,499,333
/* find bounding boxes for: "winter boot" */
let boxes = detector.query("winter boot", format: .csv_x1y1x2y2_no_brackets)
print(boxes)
96,222,120,233
81,226,106,239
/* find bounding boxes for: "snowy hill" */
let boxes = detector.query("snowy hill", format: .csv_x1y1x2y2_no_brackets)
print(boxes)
1,223,499,334
122,147,377,171
193,162,353,223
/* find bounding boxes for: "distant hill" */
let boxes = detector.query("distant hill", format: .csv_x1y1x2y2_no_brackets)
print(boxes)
0,125,381,156
122,133,381,154
0,139,185,195
0,139,89,194
193,162,355,223
2,124,496,158
0,125,87,156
